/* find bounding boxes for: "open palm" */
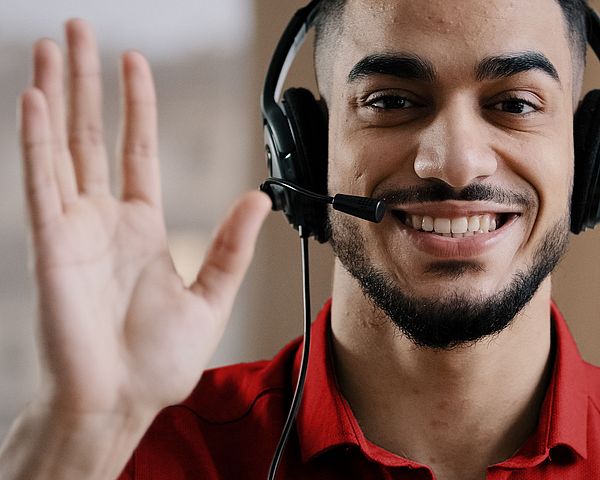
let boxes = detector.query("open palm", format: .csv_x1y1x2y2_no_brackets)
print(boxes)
21,20,270,419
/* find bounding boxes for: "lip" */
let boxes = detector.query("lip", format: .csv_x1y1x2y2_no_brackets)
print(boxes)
392,212,520,258
390,200,522,218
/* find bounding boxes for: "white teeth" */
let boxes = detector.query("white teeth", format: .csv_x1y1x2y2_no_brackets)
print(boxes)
451,217,468,234
480,215,490,232
422,216,434,232
434,218,451,234
468,216,480,232
403,213,502,237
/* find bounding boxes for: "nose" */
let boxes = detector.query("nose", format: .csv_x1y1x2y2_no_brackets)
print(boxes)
413,101,497,187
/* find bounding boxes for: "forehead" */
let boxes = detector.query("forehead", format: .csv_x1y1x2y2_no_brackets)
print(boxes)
334,0,572,85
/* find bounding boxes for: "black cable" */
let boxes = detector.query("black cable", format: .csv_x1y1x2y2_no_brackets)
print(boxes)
260,178,386,224
267,225,312,480
262,177,333,204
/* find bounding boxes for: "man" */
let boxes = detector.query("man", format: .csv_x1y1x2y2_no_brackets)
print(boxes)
0,0,598,479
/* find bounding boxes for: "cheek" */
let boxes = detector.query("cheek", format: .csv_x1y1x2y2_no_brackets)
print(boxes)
497,131,573,242
528,115,575,208
328,125,419,196
522,143,572,207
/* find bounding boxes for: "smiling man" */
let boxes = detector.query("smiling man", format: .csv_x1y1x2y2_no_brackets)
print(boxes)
0,0,599,479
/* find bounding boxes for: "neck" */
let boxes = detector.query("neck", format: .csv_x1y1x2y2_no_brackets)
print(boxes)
330,261,554,479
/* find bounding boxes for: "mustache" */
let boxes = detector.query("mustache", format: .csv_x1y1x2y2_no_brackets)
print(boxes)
377,183,536,208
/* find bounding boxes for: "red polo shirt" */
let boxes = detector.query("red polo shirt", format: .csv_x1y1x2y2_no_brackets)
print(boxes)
119,300,600,479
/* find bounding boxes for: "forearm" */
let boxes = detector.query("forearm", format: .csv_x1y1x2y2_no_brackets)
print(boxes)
0,400,153,480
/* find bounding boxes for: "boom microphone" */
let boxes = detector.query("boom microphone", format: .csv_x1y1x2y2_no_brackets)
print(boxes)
260,177,386,223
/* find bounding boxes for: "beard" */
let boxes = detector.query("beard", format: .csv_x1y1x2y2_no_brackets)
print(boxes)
328,185,570,350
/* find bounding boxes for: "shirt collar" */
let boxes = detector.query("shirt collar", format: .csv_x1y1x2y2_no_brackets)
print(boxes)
295,299,360,462
295,299,589,466
498,302,588,468
547,302,588,459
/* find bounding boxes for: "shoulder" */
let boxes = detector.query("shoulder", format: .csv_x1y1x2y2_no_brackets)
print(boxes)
179,335,302,423
123,345,303,480
126,337,303,478
585,361,600,411
581,361,600,463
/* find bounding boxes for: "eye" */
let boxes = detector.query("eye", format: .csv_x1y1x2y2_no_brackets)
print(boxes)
357,90,428,125
491,98,538,115
366,94,417,110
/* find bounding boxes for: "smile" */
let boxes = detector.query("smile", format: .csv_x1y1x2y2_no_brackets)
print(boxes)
389,205,523,258
393,212,519,238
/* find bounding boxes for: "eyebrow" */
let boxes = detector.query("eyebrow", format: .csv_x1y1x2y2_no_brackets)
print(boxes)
347,53,436,83
347,51,561,86
475,51,560,84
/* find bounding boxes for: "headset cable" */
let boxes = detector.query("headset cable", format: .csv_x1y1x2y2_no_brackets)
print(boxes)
267,225,312,480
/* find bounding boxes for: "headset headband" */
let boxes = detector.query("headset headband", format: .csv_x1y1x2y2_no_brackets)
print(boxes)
587,6,600,59
261,0,321,157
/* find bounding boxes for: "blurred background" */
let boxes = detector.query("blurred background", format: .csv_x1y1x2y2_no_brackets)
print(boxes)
0,0,599,438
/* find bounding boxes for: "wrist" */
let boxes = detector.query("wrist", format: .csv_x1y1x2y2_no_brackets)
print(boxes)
0,398,155,480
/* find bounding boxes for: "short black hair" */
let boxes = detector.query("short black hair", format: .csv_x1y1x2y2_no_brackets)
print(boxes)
313,0,589,97
556,0,589,73
312,0,346,98
557,0,588,84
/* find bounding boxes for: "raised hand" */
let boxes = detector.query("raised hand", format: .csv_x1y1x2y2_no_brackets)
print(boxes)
0,19,270,479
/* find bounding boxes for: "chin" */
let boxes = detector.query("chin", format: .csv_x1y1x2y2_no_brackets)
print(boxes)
330,210,570,349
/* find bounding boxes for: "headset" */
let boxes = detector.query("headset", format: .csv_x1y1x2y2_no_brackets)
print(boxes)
574,6,600,233
261,0,600,237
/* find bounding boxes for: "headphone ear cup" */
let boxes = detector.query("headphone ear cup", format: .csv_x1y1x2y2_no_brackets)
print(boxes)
282,87,329,241
572,89,600,233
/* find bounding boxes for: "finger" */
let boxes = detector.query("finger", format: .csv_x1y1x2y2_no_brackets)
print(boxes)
191,191,271,315
65,19,109,195
119,51,161,207
33,39,78,206
20,88,63,230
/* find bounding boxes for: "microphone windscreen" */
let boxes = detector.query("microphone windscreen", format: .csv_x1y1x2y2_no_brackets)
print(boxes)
332,194,386,223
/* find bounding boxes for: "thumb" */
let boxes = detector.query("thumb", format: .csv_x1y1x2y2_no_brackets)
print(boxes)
190,190,272,317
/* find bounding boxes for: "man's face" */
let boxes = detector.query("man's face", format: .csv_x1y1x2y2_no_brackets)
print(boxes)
326,0,574,347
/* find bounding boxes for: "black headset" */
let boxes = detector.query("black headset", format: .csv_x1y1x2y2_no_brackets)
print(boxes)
574,6,600,233
261,0,600,238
